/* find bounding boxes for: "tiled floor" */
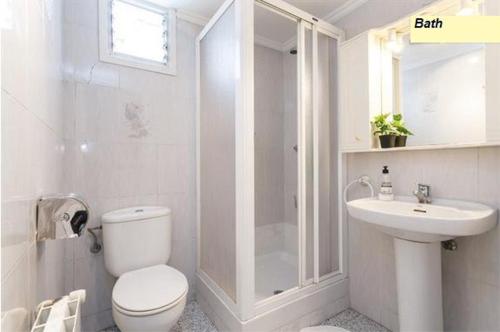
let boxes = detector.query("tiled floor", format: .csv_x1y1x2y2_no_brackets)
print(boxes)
320,308,390,332
101,302,217,332
101,302,390,332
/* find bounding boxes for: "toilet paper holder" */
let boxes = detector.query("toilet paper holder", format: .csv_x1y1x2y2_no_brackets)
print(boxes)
36,194,90,241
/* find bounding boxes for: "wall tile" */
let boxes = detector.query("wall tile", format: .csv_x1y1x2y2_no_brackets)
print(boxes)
158,145,191,194
477,147,500,207
36,239,74,303
158,193,196,299
26,0,64,136
67,24,99,83
477,282,500,331
1,93,36,200
64,0,98,31
420,148,479,201
90,63,120,88
81,309,114,332
1,255,29,315
1,199,31,281
74,255,115,318
2,0,68,327
1,0,28,107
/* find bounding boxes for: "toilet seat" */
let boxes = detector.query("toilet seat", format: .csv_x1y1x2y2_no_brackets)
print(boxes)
112,265,188,317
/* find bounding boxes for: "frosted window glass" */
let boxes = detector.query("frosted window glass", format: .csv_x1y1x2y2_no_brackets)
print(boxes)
111,0,167,63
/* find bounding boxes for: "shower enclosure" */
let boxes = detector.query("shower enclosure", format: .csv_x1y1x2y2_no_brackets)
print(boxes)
197,0,347,329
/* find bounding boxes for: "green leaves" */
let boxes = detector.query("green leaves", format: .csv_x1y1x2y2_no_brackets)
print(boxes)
371,113,397,136
391,113,414,136
371,113,413,136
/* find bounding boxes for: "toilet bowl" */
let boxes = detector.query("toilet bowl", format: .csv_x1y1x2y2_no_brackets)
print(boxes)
111,265,188,332
102,207,188,332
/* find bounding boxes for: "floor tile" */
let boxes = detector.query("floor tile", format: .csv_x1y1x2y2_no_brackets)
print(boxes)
100,302,390,332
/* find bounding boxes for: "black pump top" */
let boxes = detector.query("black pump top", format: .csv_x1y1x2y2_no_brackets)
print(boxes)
383,166,389,174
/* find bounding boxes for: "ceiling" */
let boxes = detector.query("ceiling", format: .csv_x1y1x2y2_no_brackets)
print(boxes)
148,0,361,48
281,0,355,19
148,0,357,23
254,4,298,46
148,0,223,20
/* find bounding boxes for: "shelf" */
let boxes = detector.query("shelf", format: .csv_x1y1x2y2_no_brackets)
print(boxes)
341,141,500,154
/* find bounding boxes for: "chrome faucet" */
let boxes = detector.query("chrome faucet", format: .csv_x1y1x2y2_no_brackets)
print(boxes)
413,184,432,204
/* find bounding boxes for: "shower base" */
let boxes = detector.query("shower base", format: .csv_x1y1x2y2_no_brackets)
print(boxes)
197,272,349,332
255,251,298,302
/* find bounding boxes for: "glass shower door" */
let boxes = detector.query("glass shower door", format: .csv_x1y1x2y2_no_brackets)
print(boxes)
253,2,300,302
253,1,341,304
316,31,340,278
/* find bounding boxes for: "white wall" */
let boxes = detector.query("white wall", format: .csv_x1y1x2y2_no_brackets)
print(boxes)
2,0,66,328
337,1,500,330
61,1,201,330
254,44,285,229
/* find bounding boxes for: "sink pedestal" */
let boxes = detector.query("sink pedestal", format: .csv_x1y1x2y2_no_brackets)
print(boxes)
394,238,443,331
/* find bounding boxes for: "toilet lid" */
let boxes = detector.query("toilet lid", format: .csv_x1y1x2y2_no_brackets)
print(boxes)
113,265,188,312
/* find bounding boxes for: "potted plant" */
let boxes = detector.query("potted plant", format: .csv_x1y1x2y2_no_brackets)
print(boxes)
372,113,397,148
391,113,413,147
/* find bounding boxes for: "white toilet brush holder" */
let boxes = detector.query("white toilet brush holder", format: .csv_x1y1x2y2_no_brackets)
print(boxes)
31,290,86,332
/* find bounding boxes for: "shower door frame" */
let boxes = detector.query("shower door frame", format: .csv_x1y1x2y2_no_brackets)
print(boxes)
196,0,348,323
250,0,348,316
195,0,245,317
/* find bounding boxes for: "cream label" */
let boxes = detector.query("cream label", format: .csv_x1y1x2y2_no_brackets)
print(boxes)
410,16,500,43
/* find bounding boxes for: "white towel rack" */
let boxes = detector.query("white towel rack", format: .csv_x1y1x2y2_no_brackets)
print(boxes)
31,290,86,332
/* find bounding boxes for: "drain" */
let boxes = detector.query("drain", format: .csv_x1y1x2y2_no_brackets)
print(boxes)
273,290,284,295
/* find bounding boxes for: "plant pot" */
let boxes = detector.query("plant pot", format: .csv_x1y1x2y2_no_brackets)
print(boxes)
395,135,407,147
379,135,397,148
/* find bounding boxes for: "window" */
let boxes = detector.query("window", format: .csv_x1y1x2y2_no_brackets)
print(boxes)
99,0,176,75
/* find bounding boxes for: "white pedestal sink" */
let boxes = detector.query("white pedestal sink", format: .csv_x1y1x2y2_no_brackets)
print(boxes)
346,196,497,332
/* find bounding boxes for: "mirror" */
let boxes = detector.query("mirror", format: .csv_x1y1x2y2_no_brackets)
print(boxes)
392,35,486,146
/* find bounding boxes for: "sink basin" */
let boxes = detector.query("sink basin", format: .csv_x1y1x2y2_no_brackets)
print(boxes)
346,196,497,242
346,195,498,331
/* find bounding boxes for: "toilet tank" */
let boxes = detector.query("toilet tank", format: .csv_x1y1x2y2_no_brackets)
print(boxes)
102,207,171,277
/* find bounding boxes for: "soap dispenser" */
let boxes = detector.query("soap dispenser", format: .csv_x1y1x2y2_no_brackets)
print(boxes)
378,166,394,201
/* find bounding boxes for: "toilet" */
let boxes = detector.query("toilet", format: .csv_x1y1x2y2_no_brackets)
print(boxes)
102,207,188,332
